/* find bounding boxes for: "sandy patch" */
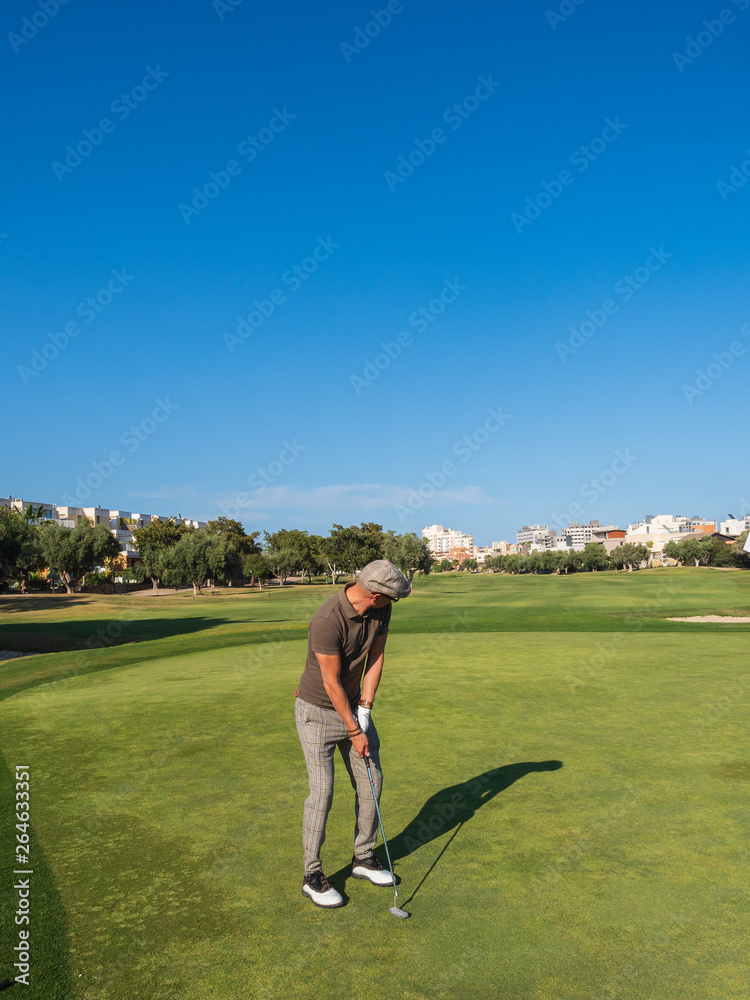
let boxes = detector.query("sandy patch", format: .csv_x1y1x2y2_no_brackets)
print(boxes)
667,615,750,623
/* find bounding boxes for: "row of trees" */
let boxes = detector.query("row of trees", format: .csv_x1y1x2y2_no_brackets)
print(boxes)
0,506,122,593
3,505,747,594
436,534,750,575
442,542,651,574
663,534,749,568
0,510,434,595
131,520,434,593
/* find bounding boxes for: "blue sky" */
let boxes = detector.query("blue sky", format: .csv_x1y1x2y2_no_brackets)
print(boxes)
2,0,749,544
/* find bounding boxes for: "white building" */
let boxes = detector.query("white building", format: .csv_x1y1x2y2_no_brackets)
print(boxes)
559,521,620,547
488,540,516,556
422,524,475,557
516,524,557,550
719,516,750,537
1,496,56,520
626,514,714,538
3,494,209,571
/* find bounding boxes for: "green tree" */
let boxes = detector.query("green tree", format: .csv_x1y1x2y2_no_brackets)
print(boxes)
0,507,47,591
206,518,260,557
319,533,343,585
504,554,522,575
131,518,191,589
663,540,682,565
40,517,121,593
383,531,433,581
265,529,321,582
244,553,271,588
709,537,736,567
264,548,300,586
551,551,568,574
527,550,544,575
582,542,609,572
321,523,385,582
676,537,714,568
731,530,750,569
1,508,29,589
463,557,479,572
356,522,386,569
160,531,242,596
611,542,648,571
540,550,557,573
564,549,585,573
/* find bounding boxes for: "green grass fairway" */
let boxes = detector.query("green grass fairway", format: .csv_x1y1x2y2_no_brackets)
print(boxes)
1,570,749,998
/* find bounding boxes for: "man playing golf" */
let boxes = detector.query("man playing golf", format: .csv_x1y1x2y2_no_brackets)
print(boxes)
294,559,411,908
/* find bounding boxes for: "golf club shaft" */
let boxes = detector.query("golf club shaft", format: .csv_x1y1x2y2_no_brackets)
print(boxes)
363,754,398,892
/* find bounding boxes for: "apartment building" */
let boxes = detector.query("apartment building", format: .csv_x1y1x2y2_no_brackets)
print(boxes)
1,496,56,520
719,515,750,536
559,520,620,547
516,524,557,550
488,540,516,556
626,514,714,537
1,496,206,570
422,524,475,558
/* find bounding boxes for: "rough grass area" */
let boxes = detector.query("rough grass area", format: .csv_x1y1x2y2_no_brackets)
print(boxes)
0,570,748,998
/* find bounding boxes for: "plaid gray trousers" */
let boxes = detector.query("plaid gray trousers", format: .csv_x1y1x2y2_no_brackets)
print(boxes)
295,696,382,876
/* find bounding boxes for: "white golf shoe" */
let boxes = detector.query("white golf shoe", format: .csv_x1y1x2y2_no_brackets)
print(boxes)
351,854,395,886
302,870,344,908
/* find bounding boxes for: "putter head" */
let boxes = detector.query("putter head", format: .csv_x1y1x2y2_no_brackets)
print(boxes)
388,906,411,919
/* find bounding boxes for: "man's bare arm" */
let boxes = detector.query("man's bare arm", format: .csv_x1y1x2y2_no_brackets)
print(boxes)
315,652,369,757
361,633,387,704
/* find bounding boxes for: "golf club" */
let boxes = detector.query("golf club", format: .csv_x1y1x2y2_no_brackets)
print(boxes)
363,753,410,919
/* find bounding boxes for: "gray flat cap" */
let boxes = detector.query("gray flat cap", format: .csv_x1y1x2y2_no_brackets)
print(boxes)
359,560,412,599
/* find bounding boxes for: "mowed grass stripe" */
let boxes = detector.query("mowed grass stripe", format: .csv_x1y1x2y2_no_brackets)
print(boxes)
1,599,748,999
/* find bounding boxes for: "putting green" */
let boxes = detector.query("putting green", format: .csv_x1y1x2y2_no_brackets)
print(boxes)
0,571,748,998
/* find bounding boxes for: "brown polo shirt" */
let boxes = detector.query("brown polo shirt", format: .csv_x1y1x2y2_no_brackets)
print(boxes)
297,583,391,710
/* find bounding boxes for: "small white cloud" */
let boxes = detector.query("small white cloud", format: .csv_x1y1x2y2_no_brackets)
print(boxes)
126,481,501,525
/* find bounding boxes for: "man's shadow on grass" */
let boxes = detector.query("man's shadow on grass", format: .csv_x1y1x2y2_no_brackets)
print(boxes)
328,760,562,903
0,615,234,654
